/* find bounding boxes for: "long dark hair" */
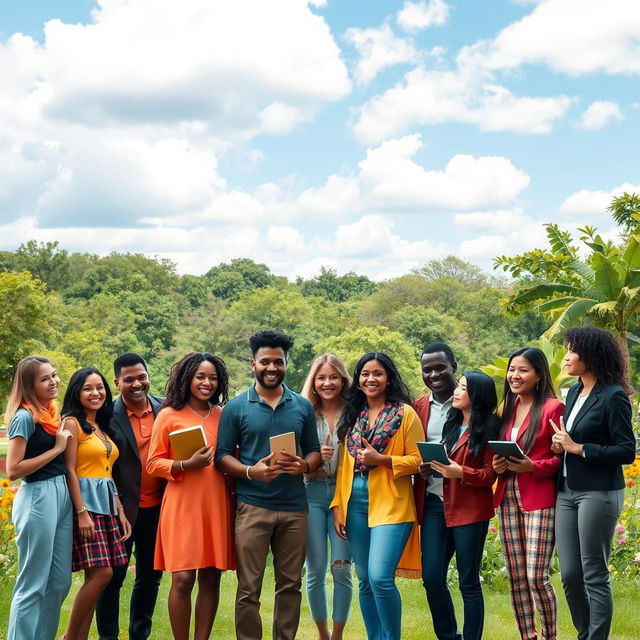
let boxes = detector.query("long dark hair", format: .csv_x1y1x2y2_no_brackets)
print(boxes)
337,352,412,441
164,352,229,410
500,347,557,454
564,327,631,393
62,367,114,436
442,370,499,458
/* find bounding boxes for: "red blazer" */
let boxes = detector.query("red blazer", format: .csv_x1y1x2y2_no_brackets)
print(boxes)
493,397,564,511
413,393,497,527
413,393,431,522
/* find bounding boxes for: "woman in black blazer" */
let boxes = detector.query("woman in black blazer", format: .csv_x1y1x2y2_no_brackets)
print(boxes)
551,327,636,640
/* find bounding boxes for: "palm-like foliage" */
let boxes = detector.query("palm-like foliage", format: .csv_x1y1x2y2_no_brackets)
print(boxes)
480,336,576,400
494,221,640,366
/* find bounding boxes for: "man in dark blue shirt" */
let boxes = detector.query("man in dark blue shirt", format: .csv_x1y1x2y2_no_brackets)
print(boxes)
216,330,321,640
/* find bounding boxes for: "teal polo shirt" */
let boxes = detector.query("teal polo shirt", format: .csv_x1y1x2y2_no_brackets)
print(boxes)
215,383,320,511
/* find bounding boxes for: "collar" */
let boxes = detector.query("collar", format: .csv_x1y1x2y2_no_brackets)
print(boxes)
126,399,153,418
247,383,292,405
430,395,453,409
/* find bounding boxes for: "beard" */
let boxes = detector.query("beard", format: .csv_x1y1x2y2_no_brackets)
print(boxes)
254,369,285,389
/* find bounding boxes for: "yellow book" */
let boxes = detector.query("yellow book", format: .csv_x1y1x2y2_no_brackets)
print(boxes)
169,425,208,460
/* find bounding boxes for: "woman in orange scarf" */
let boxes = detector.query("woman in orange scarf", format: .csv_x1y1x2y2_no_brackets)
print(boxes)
5,356,74,640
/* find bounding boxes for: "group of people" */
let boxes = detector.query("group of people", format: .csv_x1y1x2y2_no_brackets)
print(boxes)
5,326,637,640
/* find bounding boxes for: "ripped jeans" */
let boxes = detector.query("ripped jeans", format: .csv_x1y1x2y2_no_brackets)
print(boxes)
305,477,353,623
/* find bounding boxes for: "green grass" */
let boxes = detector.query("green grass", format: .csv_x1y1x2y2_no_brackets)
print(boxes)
1,564,639,639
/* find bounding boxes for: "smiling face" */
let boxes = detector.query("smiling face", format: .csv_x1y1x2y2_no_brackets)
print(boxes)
421,351,457,401
359,359,389,403
252,347,287,391
115,363,150,408
189,360,219,405
452,376,471,413
563,346,586,377
506,355,540,398
79,373,107,414
314,363,344,403
34,362,60,405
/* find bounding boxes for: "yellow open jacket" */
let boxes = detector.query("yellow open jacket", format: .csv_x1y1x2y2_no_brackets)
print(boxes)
330,403,423,577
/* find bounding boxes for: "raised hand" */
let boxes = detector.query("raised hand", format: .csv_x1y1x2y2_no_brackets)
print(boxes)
357,437,381,467
320,431,335,462
551,417,582,455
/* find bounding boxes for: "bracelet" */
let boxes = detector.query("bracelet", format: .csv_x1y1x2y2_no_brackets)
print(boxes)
179,460,185,472
304,460,311,473
76,507,87,516
246,465,253,480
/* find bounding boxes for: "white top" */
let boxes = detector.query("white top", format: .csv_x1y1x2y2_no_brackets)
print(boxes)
510,425,520,442
563,394,588,477
316,412,341,477
426,396,452,499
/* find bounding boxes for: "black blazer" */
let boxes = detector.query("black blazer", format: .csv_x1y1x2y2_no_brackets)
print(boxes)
561,381,636,491
111,394,165,526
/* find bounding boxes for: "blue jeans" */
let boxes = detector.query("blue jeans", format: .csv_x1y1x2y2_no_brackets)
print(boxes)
8,475,72,640
305,477,353,623
421,494,488,640
346,473,412,640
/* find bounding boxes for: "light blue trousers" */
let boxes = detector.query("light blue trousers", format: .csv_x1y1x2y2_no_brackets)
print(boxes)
345,473,412,640
8,475,73,640
305,478,353,623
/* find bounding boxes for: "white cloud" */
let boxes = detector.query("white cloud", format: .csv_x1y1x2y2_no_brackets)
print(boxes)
354,67,573,143
259,103,307,135
558,182,640,218
575,101,623,131
345,23,417,86
459,0,640,76
358,134,530,210
397,0,449,33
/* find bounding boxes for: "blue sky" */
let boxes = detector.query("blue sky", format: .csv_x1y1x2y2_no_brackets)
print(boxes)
0,0,638,279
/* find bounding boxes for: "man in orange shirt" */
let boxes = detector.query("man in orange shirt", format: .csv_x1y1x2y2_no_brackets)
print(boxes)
96,353,165,640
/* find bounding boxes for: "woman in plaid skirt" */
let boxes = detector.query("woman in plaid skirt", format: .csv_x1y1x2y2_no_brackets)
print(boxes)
492,348,564,640
61,368,132,640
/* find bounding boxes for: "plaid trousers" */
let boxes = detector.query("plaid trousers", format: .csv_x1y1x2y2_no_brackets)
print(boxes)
498,476,557,640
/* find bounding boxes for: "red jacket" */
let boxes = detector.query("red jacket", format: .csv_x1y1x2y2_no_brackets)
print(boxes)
493,397,564,511
413,394,497,527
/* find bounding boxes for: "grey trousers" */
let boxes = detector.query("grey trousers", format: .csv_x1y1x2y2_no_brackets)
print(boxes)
555,482,623,640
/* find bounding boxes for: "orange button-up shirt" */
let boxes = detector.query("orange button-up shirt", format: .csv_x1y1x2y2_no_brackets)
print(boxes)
128,402,164,508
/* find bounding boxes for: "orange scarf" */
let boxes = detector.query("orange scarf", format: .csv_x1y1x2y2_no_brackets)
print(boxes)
21,400,61,436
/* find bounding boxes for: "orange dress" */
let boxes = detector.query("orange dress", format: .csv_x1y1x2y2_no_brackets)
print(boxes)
147,406,236,572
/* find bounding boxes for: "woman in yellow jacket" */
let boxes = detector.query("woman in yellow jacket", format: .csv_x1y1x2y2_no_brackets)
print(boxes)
331,352,422,640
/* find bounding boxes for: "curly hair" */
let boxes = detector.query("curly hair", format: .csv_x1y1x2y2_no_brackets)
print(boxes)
164,352,229,410
337,352,412,441
564,327,630,392
300,353,351,414
249,330,294,358
442,370,500,459
500,347,557,454
62,368,114,437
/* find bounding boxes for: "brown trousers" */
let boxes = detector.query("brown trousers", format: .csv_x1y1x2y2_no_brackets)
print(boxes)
234,501,308,640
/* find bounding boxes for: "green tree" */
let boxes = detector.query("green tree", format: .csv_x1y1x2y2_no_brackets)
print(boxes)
0,271,52,401
495,221,640,367
14,240,72,292
205,258,275,300
607,192,640,232
297,267,378,302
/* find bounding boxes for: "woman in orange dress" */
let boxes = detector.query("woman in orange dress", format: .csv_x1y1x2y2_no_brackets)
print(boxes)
147,352,236,640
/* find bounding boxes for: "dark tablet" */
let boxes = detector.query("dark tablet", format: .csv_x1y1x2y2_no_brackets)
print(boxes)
488,440,525,459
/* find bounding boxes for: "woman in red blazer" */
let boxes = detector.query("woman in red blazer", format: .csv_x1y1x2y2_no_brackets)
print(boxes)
420,371,499,640
492,347,564,640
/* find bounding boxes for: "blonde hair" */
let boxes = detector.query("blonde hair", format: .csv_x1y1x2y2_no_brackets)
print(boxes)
4,356,53,425
300,353,351,413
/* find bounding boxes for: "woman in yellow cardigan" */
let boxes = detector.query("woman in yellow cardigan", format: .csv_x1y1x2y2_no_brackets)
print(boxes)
331,352,422,640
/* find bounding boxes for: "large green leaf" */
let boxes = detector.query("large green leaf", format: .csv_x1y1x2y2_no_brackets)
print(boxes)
508,282,579,307
590,252,621,300
543,298,597,338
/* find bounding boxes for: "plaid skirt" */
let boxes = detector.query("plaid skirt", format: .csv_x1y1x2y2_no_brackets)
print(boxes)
72,511,128,571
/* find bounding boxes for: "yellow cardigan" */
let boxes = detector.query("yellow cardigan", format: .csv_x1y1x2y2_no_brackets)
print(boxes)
330,403,423,577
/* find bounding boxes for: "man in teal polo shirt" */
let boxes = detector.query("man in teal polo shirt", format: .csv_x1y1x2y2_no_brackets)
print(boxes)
216,330,321,640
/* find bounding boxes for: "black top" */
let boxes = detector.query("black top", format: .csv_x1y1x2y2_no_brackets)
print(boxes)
9,408,67,483
561,381,636,491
